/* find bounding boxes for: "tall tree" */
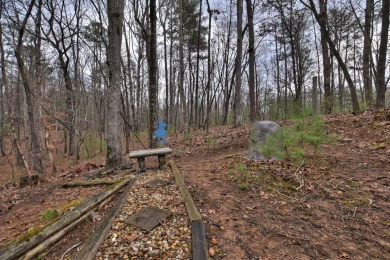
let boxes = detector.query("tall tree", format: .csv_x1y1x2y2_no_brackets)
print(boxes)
319,0,332,114
148,0,158,148
375,0,389,108
205,0,213,132
14,0,45,174
106,0,125,169
234,0,243,127
0,3,6,157
362,0,374,107
246,0,256,121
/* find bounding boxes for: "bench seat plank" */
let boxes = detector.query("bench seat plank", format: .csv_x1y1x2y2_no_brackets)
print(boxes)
129,148,173,172
128,147,173,158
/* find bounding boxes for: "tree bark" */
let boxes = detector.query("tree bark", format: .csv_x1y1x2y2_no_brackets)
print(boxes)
319,0,332,114
246,0,256,121
106,0,125,169
375,0,389,108
363,0,374,107
205,0,212,133
234,0,243,127
148,0,158,148
195,0,203,127
0,13,6,157
178,0,187,131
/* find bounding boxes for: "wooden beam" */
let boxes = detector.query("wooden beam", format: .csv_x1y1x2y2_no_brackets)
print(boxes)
0,178,132,260
169,160,207,259
74,178,137,260
61,178,126,188
169,160,201,221
191,219,208,260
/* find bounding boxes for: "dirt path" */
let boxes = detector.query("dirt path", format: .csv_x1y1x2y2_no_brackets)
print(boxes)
173,112,390,259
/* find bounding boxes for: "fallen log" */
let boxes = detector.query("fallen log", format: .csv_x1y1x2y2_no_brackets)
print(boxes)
0,178,132,260
21,211,90,260
61,178,126,188
74,178,137,259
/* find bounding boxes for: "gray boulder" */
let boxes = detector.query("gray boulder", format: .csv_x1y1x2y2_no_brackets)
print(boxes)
246,121,281,161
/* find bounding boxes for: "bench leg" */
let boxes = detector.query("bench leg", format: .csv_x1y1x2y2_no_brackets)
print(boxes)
158,155,166,169
138,157,146,172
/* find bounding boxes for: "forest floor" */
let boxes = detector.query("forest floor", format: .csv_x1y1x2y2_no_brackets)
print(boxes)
0,109,389,259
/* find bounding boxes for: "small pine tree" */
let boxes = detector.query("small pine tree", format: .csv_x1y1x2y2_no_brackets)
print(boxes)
262,115,333,163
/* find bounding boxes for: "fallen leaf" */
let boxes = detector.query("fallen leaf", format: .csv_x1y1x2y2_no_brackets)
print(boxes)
339,252,350,258
219,226,225,231
209,247,215,257
211,237,217,245
126,234,140,243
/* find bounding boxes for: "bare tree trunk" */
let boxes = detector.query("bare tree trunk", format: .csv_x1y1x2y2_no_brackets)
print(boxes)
15,0,45,175
246,0,256,121
0,15,6,156
234,0,243,127
319,0,332,114
275,28,281,118
161,13,169,123
205,0,212,133
312,76,318,114
148,0,158,148
124,27,136,130
178,0,187,131
34,0,43,156
106,0,125,169
195,0,203,127
363,0,373,107
374,0,389,108
222,0,233,124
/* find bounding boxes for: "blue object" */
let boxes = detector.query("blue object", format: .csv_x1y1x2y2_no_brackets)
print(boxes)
155,120,168,144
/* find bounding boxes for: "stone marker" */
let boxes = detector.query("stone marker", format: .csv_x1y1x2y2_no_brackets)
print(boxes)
124,207,173,232
144,179,171,188
246,121,281,161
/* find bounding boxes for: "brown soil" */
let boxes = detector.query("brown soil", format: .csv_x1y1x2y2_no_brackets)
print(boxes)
0,110,389,259
171,110,390,259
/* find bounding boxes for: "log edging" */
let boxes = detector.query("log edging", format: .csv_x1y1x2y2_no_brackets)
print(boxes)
0,178,132,260
169,160,207,260
74,177,138,260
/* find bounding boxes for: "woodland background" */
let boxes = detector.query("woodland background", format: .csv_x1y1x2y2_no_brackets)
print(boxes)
0,0,389,176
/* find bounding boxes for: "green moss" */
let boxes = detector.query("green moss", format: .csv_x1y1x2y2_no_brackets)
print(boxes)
238,183,249,190
42,209,59,221
272,180,298,190
61,199,83,211
349,181,363,188
14,226,45,244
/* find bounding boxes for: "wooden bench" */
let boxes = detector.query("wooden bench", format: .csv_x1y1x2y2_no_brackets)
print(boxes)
128,147,173,172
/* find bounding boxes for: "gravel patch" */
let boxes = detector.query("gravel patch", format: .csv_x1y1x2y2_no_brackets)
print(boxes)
97,169,191,259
